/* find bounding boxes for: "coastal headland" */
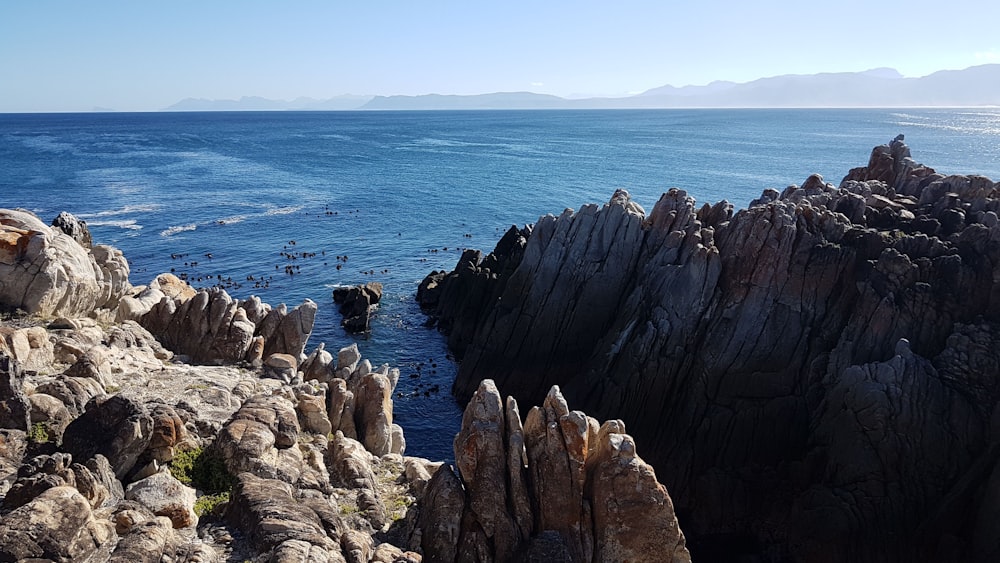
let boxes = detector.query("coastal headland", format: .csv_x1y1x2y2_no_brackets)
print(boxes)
420,137,1000,561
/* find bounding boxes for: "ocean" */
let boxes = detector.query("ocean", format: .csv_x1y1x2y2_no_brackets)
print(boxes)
2,108,999,461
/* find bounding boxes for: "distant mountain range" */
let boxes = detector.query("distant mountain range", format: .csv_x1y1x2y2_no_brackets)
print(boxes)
164,64,1000,111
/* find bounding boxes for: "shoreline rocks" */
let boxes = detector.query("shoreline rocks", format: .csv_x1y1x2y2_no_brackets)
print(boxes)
420,138,1000,561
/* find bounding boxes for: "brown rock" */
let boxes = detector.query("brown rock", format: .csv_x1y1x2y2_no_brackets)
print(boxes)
453,379,521,561
354,372,393,456
586,427,690,563
265,352,299,382
225,472,339,554
416,465,466,563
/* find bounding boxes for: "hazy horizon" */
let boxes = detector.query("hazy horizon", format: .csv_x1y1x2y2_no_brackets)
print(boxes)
2,0,998,112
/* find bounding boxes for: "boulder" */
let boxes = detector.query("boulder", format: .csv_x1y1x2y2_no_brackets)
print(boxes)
225,472,340,555
0,208,131,317
28,392,72,441
296,389,333,436
2,452,77,511
416,379,689,562
125,469,198,528
0,485,117,562
51,211,92,249
140,287,256,365
257,299,318,362
107,516,177,563
265,352,298,383
354,372,394,456
61,394,153,479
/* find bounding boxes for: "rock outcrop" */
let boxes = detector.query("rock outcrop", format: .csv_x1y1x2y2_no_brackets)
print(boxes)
421,139,1000,561
1,208,130,317
138,275,317,364
333,282,383,333
414,379,690,563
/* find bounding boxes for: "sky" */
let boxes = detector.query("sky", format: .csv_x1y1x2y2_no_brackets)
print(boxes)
1,0,998,112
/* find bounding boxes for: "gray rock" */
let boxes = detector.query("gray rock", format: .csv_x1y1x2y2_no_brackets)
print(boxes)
417,139,1000,559
125,469,198,528
225,472,340,554
0,208,131,317
332,282,383,333
51,211,93,249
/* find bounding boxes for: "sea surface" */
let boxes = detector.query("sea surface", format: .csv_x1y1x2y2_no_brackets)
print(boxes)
2,108,1000,461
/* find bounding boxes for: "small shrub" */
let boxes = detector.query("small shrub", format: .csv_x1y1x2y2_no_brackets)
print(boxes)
169,447,236,493
28,422,50,444
193,491,230,517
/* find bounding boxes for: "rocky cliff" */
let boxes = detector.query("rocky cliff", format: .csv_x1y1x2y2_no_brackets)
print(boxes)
420,138,1000,561
0,207,682,562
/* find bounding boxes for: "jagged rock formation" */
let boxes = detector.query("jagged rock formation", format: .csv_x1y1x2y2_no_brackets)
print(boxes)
420,139,1000,561
333,282,383,333
0,208,130,317
413,379,690,563
136,274,318,365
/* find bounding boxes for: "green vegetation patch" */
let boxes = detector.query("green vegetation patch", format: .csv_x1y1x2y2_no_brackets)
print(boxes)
193,491,230,517
28,422,51,444
169,446,236,494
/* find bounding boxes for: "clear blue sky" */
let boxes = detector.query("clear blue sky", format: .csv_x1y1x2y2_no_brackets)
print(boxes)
1,0,998,112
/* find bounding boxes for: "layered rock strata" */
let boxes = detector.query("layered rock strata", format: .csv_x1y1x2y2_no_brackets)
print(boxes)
421,139,1000,561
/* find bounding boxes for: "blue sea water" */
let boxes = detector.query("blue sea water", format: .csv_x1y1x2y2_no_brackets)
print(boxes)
2,108,1000,461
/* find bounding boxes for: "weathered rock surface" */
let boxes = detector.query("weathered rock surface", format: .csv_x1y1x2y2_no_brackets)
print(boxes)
0,485,117,562
415,379,690,563
51,211,93,249
125,468,198,528
333,282,383,333
421,139,1000,561
62,394,154,480
0,217,430,563
0,208,131,317
0,354,30,432
139,278,317,365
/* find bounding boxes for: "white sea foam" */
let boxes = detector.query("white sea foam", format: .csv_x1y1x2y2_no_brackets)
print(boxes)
216,215,247,225
264,206,303,216
160,224,197,237
78,204,162,219
88,219,142,231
